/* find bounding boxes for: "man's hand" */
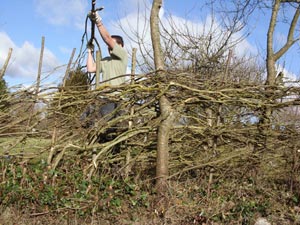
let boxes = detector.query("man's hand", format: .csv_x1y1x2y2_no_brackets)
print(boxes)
87,40,94,52
88,11,102,24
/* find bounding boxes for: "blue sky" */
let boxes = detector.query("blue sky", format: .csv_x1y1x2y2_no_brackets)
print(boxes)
0,0,299,88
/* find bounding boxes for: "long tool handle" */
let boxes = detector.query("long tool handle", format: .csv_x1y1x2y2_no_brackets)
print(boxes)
90,0,96,43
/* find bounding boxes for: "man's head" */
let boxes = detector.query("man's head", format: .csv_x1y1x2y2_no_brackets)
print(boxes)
111,35,124,47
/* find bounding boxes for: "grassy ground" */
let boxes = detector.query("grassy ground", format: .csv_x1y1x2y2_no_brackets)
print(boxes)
1,152,300,224
1,136,300,224
1,177,300,224
0,137,51,161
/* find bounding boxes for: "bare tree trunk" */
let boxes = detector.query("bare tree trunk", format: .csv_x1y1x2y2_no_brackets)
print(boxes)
150,0,176,192
156,95,176,190
36,36,45,98
95,50,101,88
150,0,164,71
0,48,13,79
266,0,300,86
261,0,300,148
28,37,44,144
47,48,76,169
223,49,233,82
125,47,137,178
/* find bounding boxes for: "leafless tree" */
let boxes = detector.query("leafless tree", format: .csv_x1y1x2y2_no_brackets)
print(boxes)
266,0,300,85
150,0,177,192
0,48,12,80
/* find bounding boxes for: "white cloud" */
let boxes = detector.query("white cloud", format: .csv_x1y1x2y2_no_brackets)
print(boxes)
0,32,16,61
109,3,256,71
234,38,257,57
34,0,88,29
276,64,298,83
0,32,61,81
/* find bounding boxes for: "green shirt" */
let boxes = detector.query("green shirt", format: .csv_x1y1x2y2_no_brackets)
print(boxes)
101,44,128,86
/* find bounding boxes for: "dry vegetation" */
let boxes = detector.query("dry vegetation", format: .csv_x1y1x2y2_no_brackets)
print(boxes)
1,0,300,224
1,66,300,224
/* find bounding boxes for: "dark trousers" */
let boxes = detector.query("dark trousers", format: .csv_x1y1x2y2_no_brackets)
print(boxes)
80,100,118,129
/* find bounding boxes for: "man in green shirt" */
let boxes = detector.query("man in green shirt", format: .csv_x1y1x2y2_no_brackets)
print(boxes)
87,11,128,85
82,11,128,134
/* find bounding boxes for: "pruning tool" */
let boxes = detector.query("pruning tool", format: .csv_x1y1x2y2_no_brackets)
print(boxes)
89,0,104,51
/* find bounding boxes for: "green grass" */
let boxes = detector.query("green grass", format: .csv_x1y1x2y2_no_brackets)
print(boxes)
0,136,51,160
